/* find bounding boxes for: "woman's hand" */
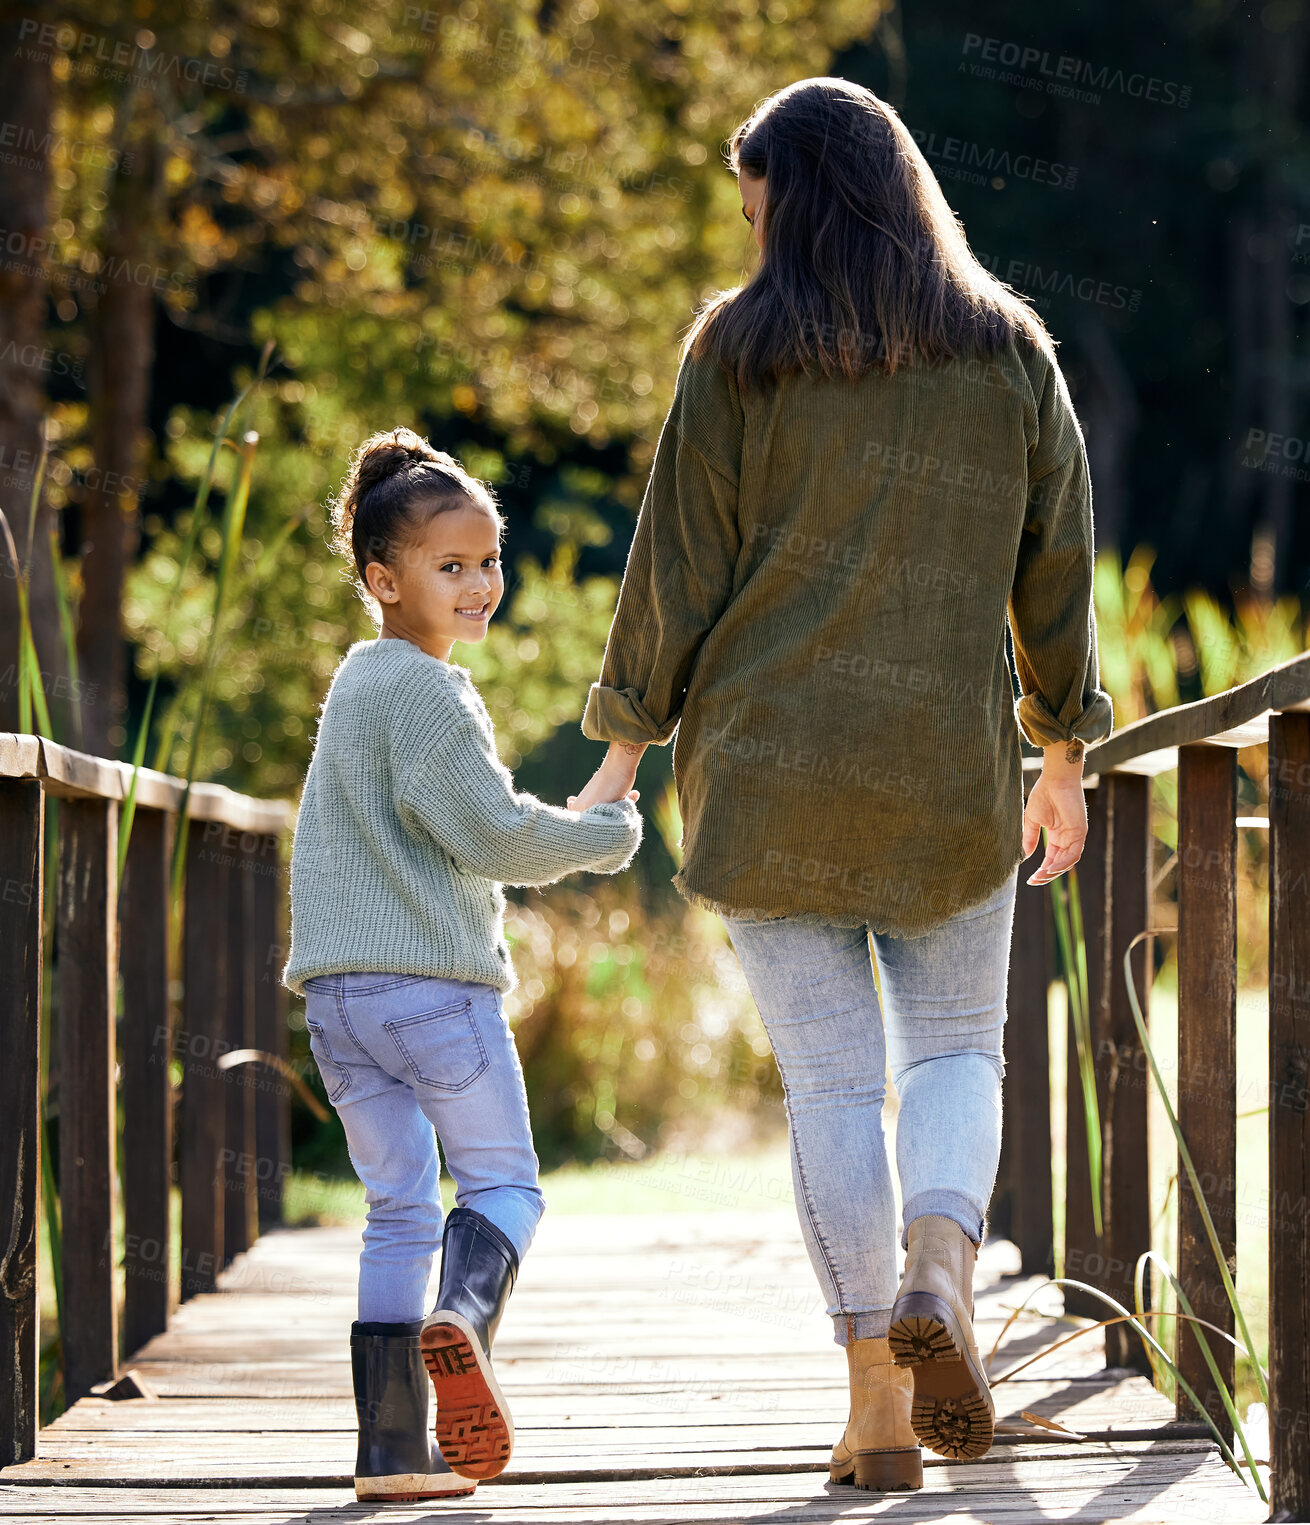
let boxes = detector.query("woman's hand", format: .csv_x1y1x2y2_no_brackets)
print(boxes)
1022,741,1089,885
568,741,648,813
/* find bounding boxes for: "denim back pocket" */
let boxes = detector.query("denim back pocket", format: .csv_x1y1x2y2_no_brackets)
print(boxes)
304,1017,351,1103
384,999,489,1092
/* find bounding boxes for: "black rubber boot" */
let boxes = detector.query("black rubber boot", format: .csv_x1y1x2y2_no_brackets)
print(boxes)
421,1209,519,1480
351,1319,476,1502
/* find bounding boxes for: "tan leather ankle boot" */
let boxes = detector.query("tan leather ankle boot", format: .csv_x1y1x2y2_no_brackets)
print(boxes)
828,1336,923,1491
888,1215,994,1461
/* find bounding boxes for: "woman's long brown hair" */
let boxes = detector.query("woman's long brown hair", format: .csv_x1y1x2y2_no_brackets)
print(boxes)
686,77,1052,389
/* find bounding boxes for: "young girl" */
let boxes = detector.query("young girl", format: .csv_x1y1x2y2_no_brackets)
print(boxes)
282,428,642,1503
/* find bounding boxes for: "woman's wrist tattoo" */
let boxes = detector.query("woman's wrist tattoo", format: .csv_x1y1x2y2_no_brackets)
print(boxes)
1064,738,1084,765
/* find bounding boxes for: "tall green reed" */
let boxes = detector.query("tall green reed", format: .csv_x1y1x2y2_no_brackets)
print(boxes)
0,425,68,1412
0,424,54,739
1121,928,1268,1418
168,428,259,896
119,343,274,880
990,1274,1266,1498
1021,881,1269,1498
8,353,276,1419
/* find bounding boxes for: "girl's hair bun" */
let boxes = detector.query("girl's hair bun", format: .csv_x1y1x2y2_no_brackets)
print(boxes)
329,427,505,606
351,427,444,503
333,427,443,549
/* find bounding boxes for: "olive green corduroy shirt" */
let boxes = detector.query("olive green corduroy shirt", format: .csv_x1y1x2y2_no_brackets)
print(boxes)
581,334,1114,937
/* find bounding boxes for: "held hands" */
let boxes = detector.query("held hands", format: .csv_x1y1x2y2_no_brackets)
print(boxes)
567,741,647,814
1023,741,1089,885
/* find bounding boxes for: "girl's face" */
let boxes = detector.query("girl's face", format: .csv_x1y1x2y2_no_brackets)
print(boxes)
739,167,766,251
365,499,504,661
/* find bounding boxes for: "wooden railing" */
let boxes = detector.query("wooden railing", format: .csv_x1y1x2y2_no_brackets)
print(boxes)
0,734,293,1465
994,649,1310,1518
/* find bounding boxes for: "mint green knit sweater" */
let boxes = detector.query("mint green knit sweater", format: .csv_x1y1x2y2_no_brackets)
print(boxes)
283,638,642,996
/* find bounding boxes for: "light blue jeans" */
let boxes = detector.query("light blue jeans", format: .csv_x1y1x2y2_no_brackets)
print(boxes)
723,868,1017,1346
301,972,545,1323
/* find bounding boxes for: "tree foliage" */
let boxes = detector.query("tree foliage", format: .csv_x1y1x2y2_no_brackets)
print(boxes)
28,0,878,776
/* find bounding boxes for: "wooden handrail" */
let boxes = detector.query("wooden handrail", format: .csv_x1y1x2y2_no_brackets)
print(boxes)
1028,650,1310,780
0,732,294,833
996,654,1310,1511
0,734,292,1468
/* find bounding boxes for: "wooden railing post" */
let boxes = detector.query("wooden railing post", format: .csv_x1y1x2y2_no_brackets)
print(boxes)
1269,710,1310,1518
180,821,227,1301
1099,771,1153,1373
224,829,257,1265
1175,743,1237,1438
1002,868,1053,1275
119,806,175,1357
0,775,44,1464
253,832,289,1231
1065,780,1107,1318
56,795,120,1403
994,1054,1016,1245
1063,771,1154,1368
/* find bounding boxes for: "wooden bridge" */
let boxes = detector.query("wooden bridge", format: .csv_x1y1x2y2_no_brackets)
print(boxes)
0,1212,1270,1522
3,648,1310,1520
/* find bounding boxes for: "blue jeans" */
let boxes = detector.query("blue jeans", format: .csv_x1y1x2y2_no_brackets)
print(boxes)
723,869,1017,1346
301,973,545,1323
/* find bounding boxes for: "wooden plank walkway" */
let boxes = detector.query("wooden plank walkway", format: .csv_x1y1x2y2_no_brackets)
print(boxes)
1,1209,1266,1522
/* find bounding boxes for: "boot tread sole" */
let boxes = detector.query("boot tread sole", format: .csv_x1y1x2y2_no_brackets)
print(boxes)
888,1298,994,1462
421,1313,512,1480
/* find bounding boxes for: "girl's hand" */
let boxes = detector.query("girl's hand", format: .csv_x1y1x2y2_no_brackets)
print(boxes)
1023,743,1089,885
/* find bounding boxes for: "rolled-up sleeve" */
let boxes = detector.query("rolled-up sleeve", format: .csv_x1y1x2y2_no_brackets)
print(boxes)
1009,353,1114,749
582,353,742,746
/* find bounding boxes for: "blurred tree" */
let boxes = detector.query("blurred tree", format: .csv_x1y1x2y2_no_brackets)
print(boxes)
76,85,164,756
59,0,879,783
837,0,1310,598
19,0,881,758
1229,11,1307,597
0,1,73,736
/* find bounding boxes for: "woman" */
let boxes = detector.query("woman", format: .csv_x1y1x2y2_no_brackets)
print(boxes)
569,78,1112,1493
